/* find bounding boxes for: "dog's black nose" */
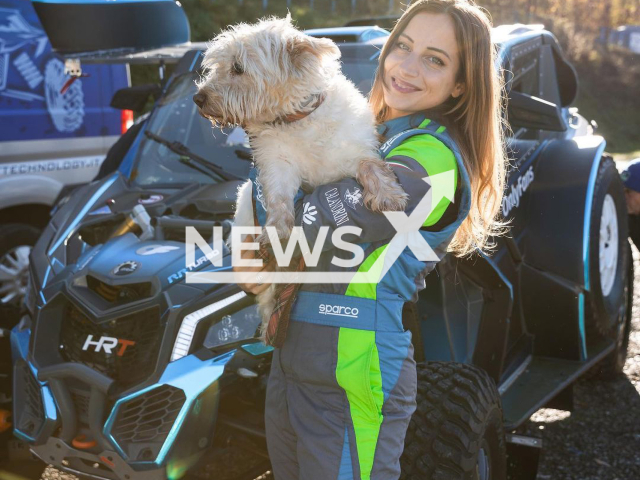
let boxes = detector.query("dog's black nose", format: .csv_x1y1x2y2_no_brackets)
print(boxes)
193,92,206,108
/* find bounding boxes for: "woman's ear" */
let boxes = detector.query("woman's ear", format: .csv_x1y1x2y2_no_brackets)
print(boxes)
452,82,465,99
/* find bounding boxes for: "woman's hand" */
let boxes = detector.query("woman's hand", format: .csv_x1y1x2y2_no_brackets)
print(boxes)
233,235,276,295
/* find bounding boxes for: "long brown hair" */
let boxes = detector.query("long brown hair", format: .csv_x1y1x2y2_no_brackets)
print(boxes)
370,0,508,256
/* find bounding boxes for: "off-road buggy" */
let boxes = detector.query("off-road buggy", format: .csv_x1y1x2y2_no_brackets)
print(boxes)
7,24,633,480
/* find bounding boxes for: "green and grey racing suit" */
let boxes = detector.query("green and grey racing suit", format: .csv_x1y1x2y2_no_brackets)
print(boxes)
252,112,472,480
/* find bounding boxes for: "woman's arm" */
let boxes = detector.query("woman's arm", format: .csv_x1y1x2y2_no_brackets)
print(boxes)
293,134,459,252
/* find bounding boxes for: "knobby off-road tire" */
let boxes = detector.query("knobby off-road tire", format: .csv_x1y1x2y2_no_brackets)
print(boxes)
587,156,629,338
400,362,506,480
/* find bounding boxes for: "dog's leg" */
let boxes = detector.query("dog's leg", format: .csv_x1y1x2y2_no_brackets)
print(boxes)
257,285,277,341
248,158,302,328
357,157,408,212
234,180,254,228
254,159,301,246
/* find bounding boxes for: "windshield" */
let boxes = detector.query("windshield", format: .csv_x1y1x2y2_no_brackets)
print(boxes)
129,50,380,187
130,72,251,187
342,59,378,96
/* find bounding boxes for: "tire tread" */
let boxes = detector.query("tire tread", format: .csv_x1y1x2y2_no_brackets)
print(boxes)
400,362,506,480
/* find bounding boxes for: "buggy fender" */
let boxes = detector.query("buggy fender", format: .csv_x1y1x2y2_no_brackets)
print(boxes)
419,254,513,383
524,136,606,288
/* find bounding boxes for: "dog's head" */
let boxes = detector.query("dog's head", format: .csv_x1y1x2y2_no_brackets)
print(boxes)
193,15,341,127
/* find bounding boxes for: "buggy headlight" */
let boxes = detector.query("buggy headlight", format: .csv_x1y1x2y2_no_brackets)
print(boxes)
171,291,260,361
203,304,262,350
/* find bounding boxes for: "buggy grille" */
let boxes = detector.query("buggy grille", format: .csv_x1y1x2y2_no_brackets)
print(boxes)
13,360,44,439
70,388,91,425
59,302,162,389
111,385,186,461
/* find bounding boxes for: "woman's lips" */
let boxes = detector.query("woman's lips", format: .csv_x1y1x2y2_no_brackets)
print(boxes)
391,77,420,94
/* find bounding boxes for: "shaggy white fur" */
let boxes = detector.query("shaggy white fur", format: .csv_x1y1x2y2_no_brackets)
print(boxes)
195,16,407,331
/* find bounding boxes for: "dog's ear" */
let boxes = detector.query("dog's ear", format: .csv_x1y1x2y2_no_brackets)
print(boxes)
288,34,341,64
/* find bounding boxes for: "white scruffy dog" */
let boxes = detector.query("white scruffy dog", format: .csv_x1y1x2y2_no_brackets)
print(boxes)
194,16,407,328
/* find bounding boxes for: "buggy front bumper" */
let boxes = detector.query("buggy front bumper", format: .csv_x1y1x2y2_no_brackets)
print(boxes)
12,324,233,480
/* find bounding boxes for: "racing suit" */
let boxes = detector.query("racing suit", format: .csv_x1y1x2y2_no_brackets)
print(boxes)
252,112,472,480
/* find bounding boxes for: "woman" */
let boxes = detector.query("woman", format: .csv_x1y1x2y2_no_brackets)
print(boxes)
236,1,507,478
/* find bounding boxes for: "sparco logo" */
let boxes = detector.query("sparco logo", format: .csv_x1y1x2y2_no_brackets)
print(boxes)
380,131,405,155
319,304,359,318
82,335,136,356
502,167,534,217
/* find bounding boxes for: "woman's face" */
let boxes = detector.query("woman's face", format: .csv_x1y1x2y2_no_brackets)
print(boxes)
382,12,465,120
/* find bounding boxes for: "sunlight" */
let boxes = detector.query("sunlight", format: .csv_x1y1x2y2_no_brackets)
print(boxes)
530,408,572,424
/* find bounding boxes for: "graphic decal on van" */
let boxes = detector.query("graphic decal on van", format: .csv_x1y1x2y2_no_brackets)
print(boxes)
0,5,85,135
43,57,84,132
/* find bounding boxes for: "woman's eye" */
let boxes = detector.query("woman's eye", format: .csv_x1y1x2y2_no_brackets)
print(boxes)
427,56,444,67
396,41,410,51
232,61,244,74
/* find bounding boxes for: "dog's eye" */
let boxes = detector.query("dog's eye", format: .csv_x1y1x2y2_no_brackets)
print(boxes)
232,61,244,75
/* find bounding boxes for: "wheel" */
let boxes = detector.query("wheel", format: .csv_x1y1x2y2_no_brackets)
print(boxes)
400,362,506,480
590,241,633,378
587,156,630,337
0,224,40,327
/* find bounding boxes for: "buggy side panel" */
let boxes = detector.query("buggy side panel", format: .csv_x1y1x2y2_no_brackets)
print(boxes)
522,136,606,360
519,265,585,360
417,254,513,383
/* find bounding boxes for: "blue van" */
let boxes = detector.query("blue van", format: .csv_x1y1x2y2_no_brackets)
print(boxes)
0,0,130,323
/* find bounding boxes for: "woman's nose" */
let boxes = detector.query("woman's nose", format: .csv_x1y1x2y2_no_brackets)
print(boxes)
399,54,419,78
193,92,207,108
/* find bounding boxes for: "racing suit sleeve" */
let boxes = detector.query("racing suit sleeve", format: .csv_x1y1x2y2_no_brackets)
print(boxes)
294,134,459,252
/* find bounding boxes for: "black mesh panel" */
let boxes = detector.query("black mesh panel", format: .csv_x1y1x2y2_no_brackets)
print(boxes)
59,302,162,389
111,385,186,460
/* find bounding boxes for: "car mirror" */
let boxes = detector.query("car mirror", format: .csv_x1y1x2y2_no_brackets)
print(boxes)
110,84,162,112
507,90,566,132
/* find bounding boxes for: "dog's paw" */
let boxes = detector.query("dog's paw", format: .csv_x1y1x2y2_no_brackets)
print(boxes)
255,231,276,253
256,227,291,262
376,188,409,212
264,216,294,243
363,188,408,212
357,158,408,212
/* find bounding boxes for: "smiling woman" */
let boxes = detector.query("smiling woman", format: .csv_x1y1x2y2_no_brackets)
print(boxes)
244,2,510,480
370,0,508,256
382,13,465,118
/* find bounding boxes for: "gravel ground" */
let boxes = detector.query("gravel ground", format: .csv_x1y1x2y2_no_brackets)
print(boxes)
525,246,640,480
2,252,640,480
